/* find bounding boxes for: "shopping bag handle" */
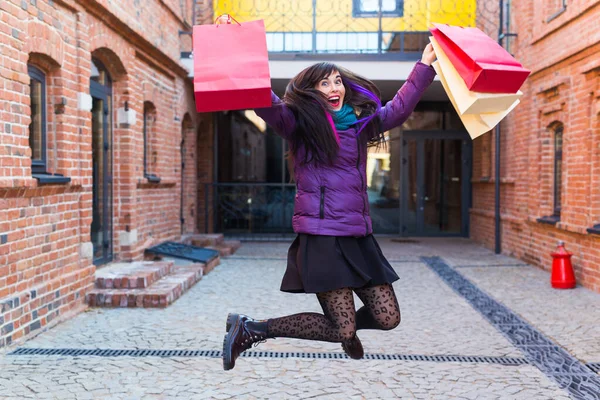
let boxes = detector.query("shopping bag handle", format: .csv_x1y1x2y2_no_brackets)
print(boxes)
214,14,242,26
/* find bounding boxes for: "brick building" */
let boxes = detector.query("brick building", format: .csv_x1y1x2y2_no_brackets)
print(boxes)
470,0,600,291
0,0,213,347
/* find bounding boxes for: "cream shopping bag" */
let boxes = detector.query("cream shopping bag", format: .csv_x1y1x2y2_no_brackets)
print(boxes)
433,59,520,139
430,37,522,115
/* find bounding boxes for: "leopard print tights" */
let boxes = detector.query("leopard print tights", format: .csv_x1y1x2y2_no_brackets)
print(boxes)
266,284,400,342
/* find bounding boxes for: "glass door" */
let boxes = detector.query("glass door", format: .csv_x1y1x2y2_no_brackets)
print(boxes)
367,131,401,234
401,132,471,236
90,59,113,265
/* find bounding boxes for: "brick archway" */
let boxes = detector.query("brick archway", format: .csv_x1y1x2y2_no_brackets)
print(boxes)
25,20,64,67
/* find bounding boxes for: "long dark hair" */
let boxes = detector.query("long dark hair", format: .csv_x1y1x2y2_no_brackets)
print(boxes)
283,62,384,165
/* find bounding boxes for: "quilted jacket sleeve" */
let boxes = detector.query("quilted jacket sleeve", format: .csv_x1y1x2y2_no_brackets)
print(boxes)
254,91,296,139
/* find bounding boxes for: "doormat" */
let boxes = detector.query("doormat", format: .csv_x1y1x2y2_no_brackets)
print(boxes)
145,242,219,263
391,238,419,244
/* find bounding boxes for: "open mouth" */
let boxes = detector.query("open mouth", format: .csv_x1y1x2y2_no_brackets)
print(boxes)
328,95,341,108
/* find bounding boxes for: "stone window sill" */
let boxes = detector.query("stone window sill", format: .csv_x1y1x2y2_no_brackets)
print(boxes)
587,224,600,235
537,215,560,226
145,174,161,183
137,179,176,189
471,177,516,184
32,173,72,185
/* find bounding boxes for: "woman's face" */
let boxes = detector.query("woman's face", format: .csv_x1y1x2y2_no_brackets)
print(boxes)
315,70,345,111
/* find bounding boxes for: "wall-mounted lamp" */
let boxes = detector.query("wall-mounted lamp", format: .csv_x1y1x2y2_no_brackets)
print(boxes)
118,102,136,127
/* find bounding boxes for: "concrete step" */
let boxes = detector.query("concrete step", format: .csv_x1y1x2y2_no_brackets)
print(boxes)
95,261,174,289
87,264,204,308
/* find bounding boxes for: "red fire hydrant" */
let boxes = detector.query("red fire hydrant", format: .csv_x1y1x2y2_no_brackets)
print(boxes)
550,241,576,289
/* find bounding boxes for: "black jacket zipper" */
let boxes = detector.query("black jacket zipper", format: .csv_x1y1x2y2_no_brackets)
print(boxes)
356,136,368,235
320,186,326,219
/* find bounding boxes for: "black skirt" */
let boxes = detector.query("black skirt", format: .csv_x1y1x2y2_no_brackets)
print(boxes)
281,234,399,294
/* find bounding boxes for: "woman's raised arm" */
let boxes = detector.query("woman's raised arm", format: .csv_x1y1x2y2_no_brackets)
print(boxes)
377,61,436,133
254,91,297,140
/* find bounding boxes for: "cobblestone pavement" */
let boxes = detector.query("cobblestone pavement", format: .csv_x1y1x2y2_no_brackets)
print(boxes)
458,265,600,364
0,238,598,399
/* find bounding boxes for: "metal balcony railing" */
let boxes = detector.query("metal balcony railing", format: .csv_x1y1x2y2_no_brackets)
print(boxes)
204,183,296,235
194,0,490,59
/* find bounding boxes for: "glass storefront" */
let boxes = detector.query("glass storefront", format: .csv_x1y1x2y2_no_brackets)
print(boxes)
215,104,472,237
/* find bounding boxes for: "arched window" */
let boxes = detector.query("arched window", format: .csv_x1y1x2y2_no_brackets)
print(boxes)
553,124,563,216
28,65,46,173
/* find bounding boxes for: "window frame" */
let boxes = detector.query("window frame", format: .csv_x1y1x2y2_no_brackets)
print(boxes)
352,0,404,18
28,65,47,174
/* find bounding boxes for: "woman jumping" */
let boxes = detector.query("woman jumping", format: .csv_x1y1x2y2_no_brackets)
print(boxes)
222,44,437,370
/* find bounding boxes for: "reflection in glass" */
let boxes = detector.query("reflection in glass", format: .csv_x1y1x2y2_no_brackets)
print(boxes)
90,57,113,264
367,130,401,234
29,79,43,160
359,0,398,12
406,139,418,235
422,139,462,234
405,138,463,235
554,126,563,215
90,59,105,85
91,98,105,260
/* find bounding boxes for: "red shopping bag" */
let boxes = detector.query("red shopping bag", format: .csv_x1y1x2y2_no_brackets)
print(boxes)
430,23,530,93
193,18,271,112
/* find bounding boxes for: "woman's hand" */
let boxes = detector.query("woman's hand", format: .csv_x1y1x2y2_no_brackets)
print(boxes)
420,43,436,66
217,15,231,24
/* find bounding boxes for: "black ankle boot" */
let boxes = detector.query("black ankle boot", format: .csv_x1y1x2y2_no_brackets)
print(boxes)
342,334,364,360
222,313,271,370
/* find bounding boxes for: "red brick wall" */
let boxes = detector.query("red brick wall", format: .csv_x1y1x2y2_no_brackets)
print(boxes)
0,0,211,347
471,0,600,292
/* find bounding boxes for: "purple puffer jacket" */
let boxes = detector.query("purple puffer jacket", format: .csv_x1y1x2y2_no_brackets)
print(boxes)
255,61,436,237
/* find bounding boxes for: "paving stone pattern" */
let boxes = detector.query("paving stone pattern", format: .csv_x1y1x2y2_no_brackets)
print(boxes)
0,238,597,399
422,256,600,399
458,264,600,363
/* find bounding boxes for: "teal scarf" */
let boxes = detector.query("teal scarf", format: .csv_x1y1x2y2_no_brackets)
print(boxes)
332,104,357,130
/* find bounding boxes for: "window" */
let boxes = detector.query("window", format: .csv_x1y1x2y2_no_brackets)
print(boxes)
537,123,563,226
553,125,563,216
28,65,47,173
143,102,160,182
353,0,403,17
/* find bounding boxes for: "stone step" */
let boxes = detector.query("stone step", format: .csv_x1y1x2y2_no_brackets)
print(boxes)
207,240,241,257
87,264,204,308
183,234,225,248
224,240,242,253
200,255,221,275
95,261,174,289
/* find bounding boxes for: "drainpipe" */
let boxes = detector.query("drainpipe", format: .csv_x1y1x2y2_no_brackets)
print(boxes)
495,0,517,254
494,127,501,254
495,0,505,254
213,113,219,233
